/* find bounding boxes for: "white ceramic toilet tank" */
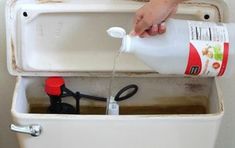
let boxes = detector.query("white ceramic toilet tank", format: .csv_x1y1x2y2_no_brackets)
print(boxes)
5,0,229,148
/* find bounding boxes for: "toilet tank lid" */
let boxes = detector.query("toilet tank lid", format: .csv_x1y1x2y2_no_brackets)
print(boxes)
5,0,223,77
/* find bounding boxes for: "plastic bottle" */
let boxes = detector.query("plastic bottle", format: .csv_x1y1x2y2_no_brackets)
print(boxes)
107,19,235,77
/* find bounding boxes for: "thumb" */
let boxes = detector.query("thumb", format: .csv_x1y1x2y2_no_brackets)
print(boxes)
134,18,151,36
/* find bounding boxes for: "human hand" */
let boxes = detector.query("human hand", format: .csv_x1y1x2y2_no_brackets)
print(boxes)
132,0,182,37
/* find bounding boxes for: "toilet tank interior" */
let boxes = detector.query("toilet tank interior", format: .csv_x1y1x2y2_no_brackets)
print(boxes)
13,77,222,115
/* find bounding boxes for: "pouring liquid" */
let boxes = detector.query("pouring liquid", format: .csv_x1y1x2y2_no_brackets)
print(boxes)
106,51,121,114
106,27,126,114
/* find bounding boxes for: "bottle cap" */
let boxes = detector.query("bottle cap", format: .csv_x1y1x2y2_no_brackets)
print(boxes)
107,27,131,52
107,27,126,38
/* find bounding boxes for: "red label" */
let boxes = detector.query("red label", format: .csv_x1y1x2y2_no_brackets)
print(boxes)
185,43,202,75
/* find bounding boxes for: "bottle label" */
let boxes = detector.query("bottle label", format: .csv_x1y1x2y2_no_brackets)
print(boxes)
185,21,229,76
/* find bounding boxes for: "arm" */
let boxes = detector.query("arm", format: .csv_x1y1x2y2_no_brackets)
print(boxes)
132,0,184,37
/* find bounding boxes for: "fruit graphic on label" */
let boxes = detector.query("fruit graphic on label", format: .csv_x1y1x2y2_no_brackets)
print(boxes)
213,45,223,61
207,51,213,58
213,62,221,69
202,48,208,55
202,46,214,59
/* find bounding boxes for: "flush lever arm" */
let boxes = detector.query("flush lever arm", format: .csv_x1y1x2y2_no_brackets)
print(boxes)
10,124,42,137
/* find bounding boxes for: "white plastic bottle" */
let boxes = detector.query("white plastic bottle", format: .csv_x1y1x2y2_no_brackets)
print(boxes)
107,19,235,77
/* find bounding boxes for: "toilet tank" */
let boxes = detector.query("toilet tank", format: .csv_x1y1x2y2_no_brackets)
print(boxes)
5,0,228,148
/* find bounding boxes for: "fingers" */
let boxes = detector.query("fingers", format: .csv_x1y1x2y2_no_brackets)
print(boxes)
133,5,154,36
132,8,144,35
134,17,152,36
139,32,150,38
149,22,166,35
147,24,159,36
141,22,166,38
130,30,137,36
132,22,166,38
158,22,166,34
131,1,175,37
132,10,167,37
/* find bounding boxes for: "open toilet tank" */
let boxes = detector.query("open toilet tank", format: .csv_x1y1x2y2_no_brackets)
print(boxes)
6,0,227,148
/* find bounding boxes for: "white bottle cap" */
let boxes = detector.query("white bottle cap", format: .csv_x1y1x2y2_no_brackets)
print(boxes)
107,27,132,53
107,27,126,38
